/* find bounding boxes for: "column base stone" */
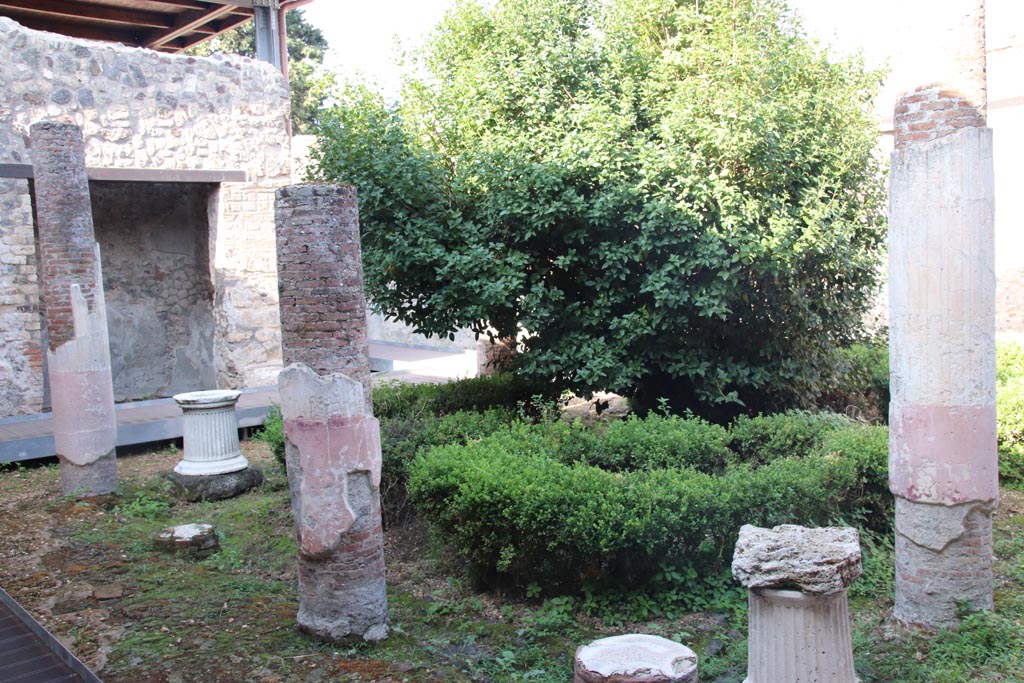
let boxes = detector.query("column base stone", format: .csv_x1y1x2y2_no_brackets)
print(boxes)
58,451,118,497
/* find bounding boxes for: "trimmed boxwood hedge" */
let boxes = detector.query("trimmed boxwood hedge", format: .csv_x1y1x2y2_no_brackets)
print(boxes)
409,413,890,596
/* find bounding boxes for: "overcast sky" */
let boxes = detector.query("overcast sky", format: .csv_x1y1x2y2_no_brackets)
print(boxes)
298,0,895,88
300,0,452,96
299,0,1023,108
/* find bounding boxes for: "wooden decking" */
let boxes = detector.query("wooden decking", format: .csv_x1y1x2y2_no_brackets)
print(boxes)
0,387,277,464
0,342,474,464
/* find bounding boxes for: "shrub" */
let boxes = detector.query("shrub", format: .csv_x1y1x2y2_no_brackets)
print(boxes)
409,413,889,599
258,405,286,466
727,410,852,466
997,341,1024,385
380,407,517,526
819,423,892,532
998,375,1024,485
566,413,731,473
818,340,890,422
997,342,1024,486
373,374,561,420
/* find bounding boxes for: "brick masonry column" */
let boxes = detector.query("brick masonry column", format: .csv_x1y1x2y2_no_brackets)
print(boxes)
276,184,371,409
888,0,996,628
30,121,118,497
275,183,388,642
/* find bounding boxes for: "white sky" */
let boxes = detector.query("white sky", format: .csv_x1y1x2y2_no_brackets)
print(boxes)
300,0,454,96
299,0,1024,110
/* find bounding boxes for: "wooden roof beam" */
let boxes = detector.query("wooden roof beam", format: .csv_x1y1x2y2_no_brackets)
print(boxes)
162,12,253,52
0,0,173,29
6,14,145,44
143,3,236,50
150,0,254,8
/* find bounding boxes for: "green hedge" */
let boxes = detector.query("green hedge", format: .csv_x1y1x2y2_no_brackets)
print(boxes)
727,410,854,466
373,373,561,420
380,408,517,525
409,414,890,597
997,342,1024,485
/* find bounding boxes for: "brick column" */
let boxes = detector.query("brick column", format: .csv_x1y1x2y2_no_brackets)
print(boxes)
30,121,118,497
276,184,371,408
275,184,388,642
888,0,996,628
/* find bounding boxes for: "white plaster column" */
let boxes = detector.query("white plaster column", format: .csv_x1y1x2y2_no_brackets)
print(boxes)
887,0,996,628
173,390,248,476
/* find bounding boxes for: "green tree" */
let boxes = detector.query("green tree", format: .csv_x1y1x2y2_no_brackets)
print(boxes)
313,0,887,417
190,9,330,133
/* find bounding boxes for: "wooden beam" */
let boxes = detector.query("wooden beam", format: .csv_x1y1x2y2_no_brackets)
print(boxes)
162,11,253,52
143,4,235,49
1,14,146,45
0,0,173,29
0,163,32,179
0,164,248,184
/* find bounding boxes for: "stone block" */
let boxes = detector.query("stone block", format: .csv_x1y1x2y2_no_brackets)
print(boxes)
170,467,263,502
731,524,862,595
153,523,220,558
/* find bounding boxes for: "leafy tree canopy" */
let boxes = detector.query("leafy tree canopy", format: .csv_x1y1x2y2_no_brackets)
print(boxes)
313,0,887,417
190,9,331,133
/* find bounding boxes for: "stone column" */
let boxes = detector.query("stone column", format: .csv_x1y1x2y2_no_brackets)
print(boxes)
30,121,118,497
888,0,996,628
732,524,862,683
275,184,388,642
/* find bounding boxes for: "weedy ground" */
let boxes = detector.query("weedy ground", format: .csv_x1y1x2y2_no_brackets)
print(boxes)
2,443,1023,683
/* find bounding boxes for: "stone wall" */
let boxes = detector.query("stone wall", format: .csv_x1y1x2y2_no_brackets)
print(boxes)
0,17,291,416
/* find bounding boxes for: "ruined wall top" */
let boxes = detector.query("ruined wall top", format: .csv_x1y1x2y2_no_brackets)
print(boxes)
0,16,290,175
893,0,987,149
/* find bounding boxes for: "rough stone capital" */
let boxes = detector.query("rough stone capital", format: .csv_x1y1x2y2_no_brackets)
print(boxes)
731,524,862,595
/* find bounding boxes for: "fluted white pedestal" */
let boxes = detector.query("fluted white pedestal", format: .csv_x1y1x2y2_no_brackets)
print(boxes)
173,390,248,476
745,588,858,683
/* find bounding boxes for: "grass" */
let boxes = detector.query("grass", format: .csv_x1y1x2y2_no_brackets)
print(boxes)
4,444,1024,682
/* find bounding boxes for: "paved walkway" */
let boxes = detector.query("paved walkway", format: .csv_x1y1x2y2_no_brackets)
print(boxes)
0,342,476,464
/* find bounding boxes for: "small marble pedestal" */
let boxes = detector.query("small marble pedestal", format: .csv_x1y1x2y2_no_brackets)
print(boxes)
173,390,248,475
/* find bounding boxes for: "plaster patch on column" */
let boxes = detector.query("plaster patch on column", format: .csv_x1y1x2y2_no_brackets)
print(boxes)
284,416,382,558
47,246,116,467
894,496,992,552
279,362,382,559
279,362,365,421
889,403,998,504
